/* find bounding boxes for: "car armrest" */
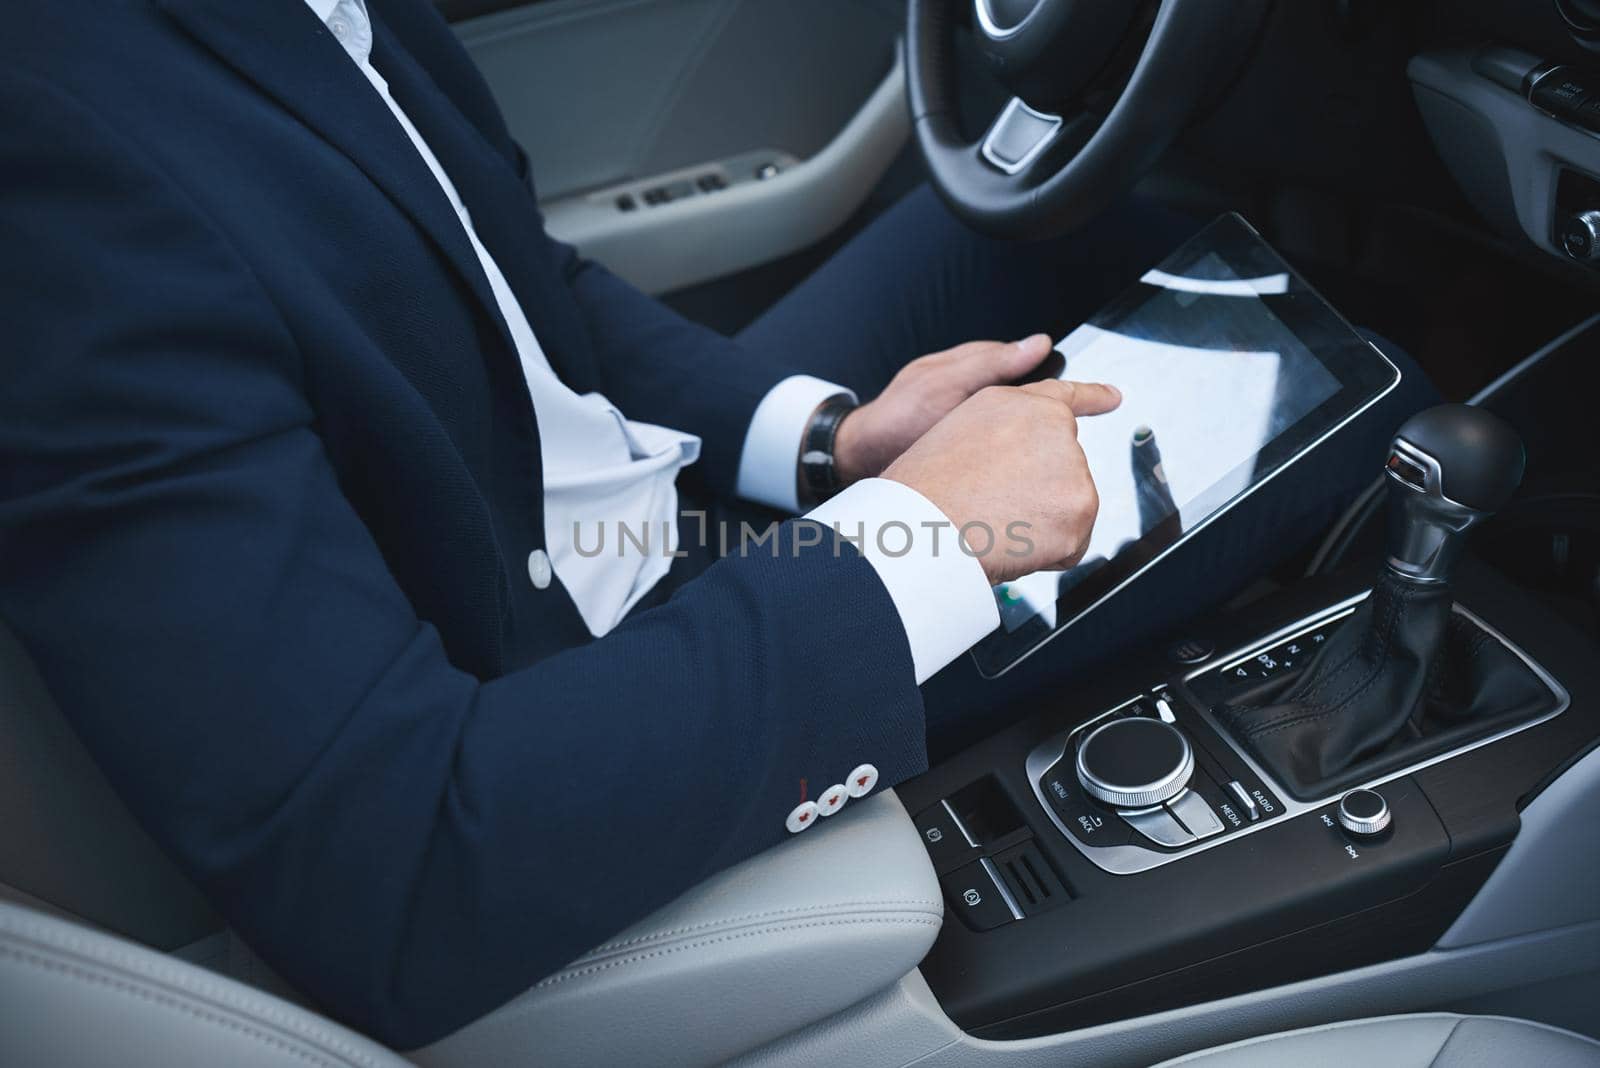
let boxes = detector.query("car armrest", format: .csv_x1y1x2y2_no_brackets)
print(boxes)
414,790,944,1067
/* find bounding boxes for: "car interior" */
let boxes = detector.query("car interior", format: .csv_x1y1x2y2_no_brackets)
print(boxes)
4,0,1600,1065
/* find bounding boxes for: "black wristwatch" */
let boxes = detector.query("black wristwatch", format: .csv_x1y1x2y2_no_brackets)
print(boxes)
798,393,858,506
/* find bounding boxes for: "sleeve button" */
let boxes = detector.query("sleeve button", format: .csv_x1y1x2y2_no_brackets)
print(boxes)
845,764,879,797
785,801,819,833
817,784,850,816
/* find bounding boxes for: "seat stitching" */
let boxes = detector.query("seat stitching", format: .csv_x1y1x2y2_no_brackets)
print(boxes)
0,943,368,1068
1156,1014,1468,1065
1472,1014,1600,1048
537,915,941,991
580,898,943,956
0,919,383,1066
1426,1017,1464,1068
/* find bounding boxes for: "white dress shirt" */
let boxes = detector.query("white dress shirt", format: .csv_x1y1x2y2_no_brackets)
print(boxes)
308,0,999,682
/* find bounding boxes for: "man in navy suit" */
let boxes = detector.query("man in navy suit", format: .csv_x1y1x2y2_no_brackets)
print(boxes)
0,0,1431,1049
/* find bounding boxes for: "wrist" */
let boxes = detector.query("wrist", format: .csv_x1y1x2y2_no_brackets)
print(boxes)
832,404,872,486
881,461,1004,585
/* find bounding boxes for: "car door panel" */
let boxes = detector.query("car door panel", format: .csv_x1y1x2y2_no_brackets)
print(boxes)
451,0,906,293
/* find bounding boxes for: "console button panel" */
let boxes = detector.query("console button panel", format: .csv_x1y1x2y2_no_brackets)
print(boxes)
1028,683,1285,872
940,859,1021,931
1122,805,1194,847
1038,761,1135,848
914,777,1077,930
1168,787,1226,839
913,800,977,873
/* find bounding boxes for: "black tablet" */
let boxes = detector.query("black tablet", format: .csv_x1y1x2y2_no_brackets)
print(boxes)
969,213,1400,678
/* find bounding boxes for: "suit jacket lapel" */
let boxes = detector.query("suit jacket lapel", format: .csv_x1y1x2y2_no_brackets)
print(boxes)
155,0,517,363
367,20,601,395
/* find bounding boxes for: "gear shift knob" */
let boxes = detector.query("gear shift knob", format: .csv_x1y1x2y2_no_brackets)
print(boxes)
1385,404,1524,582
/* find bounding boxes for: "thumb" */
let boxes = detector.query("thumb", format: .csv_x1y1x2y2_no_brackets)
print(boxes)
954,333,1055,390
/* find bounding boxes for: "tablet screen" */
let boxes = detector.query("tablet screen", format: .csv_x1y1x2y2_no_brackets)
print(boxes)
970,214,1399,677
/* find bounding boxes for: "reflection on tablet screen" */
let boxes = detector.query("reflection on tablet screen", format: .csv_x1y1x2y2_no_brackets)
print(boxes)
998,310,1339,631
975,216,1396,677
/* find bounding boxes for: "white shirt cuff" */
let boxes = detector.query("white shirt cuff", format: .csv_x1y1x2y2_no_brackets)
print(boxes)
806,479,1002,685
736,375,856,513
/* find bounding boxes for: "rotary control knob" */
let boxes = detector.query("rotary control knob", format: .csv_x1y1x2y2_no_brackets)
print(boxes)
1075,716,1194,808
1558,209,1600,263
1337,788,1392,837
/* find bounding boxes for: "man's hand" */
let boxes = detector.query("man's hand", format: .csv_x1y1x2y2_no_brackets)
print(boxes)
882,379,1121,585
832,334,1058,485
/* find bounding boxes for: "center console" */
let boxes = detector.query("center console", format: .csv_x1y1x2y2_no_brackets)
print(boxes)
897,406,1599,1039
1023,593,1564,880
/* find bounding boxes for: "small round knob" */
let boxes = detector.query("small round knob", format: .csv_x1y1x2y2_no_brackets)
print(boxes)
1337,789,1392,837
1076,717,1193,809
1558,209,1600,263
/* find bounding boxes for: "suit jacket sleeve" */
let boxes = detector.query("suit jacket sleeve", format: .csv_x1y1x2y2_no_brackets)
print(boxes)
0,70,926,1049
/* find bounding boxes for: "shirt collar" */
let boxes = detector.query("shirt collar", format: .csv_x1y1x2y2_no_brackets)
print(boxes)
306,0,374,67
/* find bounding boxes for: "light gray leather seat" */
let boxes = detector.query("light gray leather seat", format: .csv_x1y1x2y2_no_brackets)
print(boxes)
0,792,942,1068
0,896,414,1068
1157,1012,1600,1067
9,912,1600,1068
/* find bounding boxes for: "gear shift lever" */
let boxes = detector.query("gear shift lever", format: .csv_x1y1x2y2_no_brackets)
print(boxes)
1384,404,1524,583
1220,404,1533,799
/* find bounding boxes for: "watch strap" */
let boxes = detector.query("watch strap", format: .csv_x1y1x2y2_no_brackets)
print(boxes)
798,393,858,506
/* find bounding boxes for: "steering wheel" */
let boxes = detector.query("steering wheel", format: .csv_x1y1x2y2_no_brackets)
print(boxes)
908,0,1269,240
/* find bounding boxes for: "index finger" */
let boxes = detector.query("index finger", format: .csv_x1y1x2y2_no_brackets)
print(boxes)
1020,379,1123,418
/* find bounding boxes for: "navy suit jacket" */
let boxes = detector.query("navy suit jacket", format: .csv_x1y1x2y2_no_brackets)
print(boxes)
0,0,926,1047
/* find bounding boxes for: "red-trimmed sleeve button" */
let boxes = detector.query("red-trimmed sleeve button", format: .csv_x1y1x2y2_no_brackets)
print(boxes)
817,784,850,817
846,763,879,798
785,801,820,834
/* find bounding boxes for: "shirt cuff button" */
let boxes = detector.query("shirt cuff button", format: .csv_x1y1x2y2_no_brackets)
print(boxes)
785,801,819,834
